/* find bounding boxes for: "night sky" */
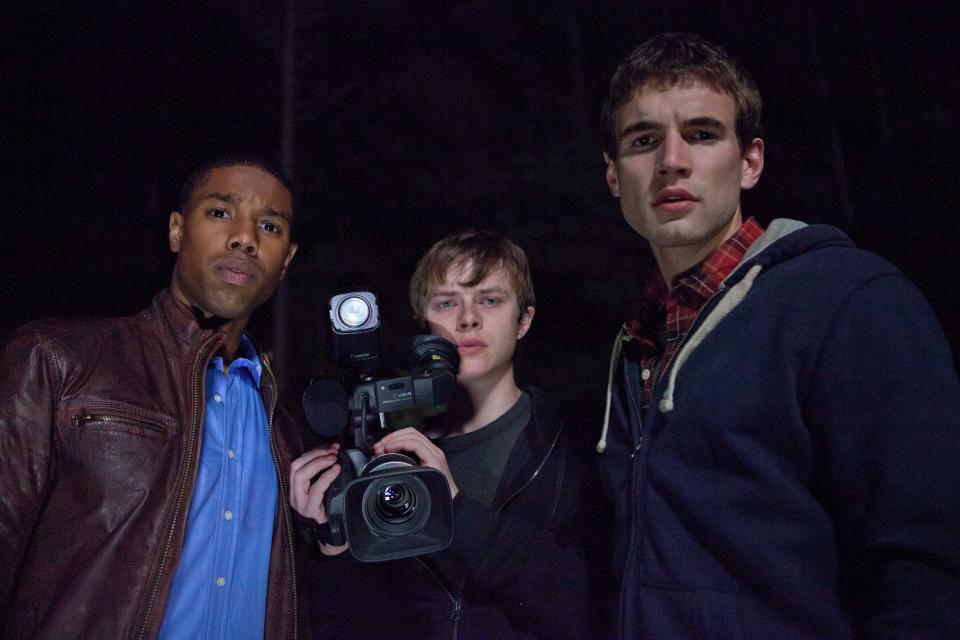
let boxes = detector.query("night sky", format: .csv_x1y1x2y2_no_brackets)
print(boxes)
4,1,958,408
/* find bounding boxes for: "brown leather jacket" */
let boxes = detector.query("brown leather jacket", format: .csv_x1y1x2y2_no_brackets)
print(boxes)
0,290,303,639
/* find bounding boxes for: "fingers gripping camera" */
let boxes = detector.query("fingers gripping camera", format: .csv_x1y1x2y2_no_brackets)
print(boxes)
304,290,460,563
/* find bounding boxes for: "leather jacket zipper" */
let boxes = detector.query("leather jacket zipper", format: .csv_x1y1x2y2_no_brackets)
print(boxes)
263,354,299,639
70,411,170,438
136,337,216,640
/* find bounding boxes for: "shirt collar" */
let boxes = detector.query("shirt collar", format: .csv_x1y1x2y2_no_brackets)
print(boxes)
624,217,764,343
208,334,264,388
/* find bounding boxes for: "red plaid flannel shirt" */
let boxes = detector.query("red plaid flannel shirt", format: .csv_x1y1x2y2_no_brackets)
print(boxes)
624,218,764,414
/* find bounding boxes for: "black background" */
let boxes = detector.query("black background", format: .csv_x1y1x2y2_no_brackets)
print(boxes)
4,1,957,408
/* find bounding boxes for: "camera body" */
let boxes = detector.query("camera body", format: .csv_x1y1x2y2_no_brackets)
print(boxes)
318,291,459,562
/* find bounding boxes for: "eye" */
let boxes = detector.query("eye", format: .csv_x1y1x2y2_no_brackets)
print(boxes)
630,134,656,148
688,130,718,142
481,297,501,306
259,220,282,235
435,300,455,311
207,207,230,219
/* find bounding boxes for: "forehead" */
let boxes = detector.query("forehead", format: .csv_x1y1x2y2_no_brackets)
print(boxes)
189,165,292,214
435,260,515,293
615,79,736,130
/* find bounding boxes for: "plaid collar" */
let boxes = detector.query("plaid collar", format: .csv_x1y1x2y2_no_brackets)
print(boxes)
624,217,764,351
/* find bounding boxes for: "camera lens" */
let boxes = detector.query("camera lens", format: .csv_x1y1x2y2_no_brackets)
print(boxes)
407,335,459,375
376,483,417,522
360,474,432,538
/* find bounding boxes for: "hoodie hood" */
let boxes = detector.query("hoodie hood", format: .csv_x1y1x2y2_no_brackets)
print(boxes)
597,219,856,453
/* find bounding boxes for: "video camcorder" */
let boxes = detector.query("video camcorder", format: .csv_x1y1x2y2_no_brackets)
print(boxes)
301,291,458,562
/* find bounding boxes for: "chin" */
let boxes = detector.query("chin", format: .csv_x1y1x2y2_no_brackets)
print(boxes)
202,296,257,321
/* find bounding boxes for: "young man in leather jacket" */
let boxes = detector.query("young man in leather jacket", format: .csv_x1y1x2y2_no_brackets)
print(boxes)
291,229,612,639
0,154,304,639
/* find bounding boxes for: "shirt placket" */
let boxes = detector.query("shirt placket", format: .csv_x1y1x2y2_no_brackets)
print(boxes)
208,365,244,640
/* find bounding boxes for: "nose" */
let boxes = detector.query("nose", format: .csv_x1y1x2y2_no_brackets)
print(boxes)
228,218,258,256
657,130,691,177
457,303,481,330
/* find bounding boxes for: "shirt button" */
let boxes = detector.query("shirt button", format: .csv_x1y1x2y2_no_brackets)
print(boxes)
224,510,234,521
227,449,235,460
213,393,223,403
641,368,651,381
216,577,226,587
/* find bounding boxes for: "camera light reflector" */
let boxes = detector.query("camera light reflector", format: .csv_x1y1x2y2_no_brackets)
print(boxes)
338,297,371,327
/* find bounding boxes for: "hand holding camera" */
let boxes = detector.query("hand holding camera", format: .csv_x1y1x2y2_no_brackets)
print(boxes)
372,428,459,499
292,291,460,562
289,443,349,556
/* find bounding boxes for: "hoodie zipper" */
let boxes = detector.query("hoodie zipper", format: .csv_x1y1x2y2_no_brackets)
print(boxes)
262,354,299,639
415,558,465,640
415,416,563,638
495,425,563,512
617,284,732,635
136,336,216,640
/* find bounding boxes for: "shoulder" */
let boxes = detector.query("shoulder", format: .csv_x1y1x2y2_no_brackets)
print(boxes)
2,311,151,377
747,225,918,312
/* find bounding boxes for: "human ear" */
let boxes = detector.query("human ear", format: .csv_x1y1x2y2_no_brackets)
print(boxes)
517,306,536,340
740,138,765,190
168,212,184,252
279,243,298,280
603,152,621,198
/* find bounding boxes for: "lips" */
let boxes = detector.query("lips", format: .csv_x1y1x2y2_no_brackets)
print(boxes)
214,256,259,286
652,188,698,211
457,339,487,355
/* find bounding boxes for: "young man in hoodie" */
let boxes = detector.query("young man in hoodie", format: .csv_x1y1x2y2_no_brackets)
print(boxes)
291,229,611,639
598,32,960,638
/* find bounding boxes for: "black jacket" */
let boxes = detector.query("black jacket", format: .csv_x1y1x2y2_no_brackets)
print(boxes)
303,387,612,639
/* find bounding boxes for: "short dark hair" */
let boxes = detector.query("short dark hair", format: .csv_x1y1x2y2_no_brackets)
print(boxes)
177,152,294,213
602,32,762,158
409,229,536,323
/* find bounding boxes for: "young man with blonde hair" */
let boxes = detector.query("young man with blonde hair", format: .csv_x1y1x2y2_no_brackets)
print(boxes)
292,229,610,639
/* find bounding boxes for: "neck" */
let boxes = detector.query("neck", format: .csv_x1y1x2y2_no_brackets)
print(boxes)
215,325,246,364
653,210,743,287
169,288,248,365
445,368,522,436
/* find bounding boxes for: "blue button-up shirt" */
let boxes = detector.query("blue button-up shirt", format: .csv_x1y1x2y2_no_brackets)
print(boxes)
159,336,278,639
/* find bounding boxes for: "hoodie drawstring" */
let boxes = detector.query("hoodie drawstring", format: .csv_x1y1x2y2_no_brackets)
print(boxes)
658,264,763,413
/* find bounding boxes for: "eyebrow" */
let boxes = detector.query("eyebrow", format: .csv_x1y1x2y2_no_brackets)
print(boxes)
428,286,511,298
617,119,660,141
475,286,510,296
617,116,727,141
204,192,292,221
684,116,726,131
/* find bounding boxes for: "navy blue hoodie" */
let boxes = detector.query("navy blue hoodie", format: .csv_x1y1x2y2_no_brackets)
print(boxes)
598,220,960,639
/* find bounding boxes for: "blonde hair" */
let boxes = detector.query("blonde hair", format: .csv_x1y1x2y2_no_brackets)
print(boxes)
409,229,535,322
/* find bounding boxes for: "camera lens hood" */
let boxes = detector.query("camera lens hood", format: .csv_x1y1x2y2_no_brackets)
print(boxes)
360,452,418,475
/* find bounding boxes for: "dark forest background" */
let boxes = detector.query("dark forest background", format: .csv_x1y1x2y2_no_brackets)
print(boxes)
3,1,958,411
